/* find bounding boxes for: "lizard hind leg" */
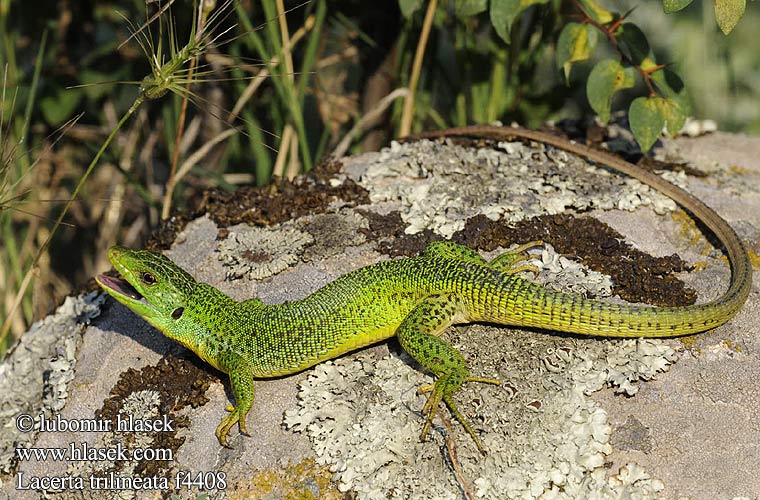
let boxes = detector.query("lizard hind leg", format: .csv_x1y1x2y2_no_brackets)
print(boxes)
216,361,255,448
396,294,498,454
422,240,488,264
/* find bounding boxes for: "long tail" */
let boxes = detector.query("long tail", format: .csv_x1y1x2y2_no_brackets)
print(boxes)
489,276,740,337
418,125,753,337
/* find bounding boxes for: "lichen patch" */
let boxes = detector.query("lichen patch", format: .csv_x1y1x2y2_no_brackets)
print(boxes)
349,139,684,238
217,224,314,280
230,457,344,500
299,209,369,260
0,292,103,474
62,355,215,498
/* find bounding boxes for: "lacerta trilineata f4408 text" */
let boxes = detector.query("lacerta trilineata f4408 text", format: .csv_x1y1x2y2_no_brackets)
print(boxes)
96,125,753,451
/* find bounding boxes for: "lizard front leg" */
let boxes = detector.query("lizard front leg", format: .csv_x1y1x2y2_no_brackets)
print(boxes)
396,294,499,454
216,360,255,448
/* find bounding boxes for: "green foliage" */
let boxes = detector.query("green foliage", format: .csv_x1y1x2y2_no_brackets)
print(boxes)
629,97,666,152
399,0,423,18
488,0,519,43
557,23,598,82
395,0,750,150
662,0,694,13
617,23,649,66
664,0,747,34
577,0,614,23
586,59,635,123
39,84,82,126
0,32,49,353
714,0,746,35
456,0,488,18
554,1,696,151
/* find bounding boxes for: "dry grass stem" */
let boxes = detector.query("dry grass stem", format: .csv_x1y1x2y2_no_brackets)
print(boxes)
225,14,315,122
438,412,477,500
399,0,437,137
162,127,237,219
272,124,295,178
333,88,409,158
285,129,300,179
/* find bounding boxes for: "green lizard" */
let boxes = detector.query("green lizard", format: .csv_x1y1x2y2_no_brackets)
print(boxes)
96,125,753,452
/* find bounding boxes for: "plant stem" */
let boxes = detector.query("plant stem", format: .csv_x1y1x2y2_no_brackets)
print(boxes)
0,97,144,344
399,0,437,138
163,0,215,220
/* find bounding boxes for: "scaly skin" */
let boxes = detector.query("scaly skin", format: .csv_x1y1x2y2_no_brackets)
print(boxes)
96,125,753,452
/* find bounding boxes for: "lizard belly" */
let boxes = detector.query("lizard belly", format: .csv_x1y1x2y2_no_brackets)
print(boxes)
260,321,402,377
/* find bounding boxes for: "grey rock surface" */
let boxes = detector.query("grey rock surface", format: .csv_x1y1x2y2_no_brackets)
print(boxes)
1,132,758,500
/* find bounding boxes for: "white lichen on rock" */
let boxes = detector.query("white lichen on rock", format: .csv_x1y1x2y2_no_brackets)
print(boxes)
217,223,314,280
0,292,103,474
348,139,685,237
284,353,460,500
284,339,672,500
472,386,664,499
65,389,164,500
523,244,680,396
525,244,614,298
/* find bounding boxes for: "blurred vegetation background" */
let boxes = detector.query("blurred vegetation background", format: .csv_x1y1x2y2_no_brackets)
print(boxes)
0,0,757,354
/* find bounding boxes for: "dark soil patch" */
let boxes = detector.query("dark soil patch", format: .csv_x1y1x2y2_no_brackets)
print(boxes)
452,213,696,307
95,355,214,480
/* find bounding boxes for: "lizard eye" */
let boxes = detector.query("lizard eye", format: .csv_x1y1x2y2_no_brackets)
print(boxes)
141,272,157,285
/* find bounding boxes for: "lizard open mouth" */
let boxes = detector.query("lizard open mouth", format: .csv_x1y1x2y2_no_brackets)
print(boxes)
97,274,144,301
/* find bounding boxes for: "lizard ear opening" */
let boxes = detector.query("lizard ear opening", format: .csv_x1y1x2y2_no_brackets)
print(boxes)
171,307,184,320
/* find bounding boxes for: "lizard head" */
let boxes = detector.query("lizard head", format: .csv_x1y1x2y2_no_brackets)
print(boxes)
96,246,197,336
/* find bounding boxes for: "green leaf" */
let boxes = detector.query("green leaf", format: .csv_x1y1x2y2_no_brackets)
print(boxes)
660,96,689,136
556,23,598,82
630,96,665,152
398,0,423,18
649,68,682,97
39,86,82,127
577,0,614,23
586,59,635,122
650,69,691,134
456,0,488,18
628,96,689,151
490,0,521,43
639,57,660,72
617,23,650,65
662,0,693,13
715,0,746,34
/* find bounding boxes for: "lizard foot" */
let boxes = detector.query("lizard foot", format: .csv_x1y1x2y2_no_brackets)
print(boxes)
216,362,255,447
418,376,500,455
488,240,543,275
215,410,239,448
216,405,251,447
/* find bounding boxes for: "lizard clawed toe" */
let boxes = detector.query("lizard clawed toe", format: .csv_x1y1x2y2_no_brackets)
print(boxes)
417,376,499,455
216,408,243,448
488,240,544,275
